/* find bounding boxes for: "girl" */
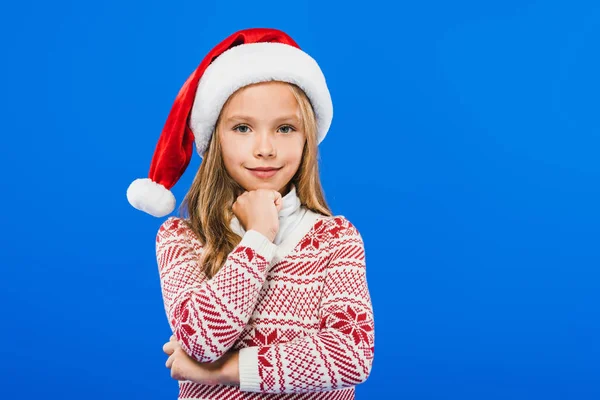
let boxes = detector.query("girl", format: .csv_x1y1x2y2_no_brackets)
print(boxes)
127,28,374,399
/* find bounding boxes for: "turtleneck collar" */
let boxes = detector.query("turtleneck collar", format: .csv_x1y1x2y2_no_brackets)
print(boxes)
278,184,301,218
230,184,305,245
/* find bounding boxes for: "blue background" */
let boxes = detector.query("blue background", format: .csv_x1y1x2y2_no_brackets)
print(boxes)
1,0,598,398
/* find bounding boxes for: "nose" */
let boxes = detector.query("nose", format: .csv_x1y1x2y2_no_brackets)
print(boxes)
254,130,276,158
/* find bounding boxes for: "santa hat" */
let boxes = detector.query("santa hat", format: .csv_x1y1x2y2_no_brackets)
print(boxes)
126,28,333,217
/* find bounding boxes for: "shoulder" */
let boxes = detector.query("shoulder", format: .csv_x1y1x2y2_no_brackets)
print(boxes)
314,216,367,267
156,216,198,248
319,214,360,234
312,214,363,244
157,216,187,237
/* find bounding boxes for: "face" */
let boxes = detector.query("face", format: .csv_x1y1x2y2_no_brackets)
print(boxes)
217,81,306,195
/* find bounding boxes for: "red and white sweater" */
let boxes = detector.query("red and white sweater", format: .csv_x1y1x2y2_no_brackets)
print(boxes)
156,209,375,399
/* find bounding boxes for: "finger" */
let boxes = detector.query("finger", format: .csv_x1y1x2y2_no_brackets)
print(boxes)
170,335,177,341
163,342,174,355
165,354,174,369
272,191,281,204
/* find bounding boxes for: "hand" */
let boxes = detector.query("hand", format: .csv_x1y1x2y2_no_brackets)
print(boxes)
232,189,283,242
163,335,224,385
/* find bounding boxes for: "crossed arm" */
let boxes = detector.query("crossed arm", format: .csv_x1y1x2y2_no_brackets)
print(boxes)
157,216,375,393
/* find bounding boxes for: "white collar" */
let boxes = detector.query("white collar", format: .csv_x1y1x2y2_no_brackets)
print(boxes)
278,184,301,218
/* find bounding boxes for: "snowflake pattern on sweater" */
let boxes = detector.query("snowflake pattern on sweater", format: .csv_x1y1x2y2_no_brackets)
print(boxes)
156,212,375,399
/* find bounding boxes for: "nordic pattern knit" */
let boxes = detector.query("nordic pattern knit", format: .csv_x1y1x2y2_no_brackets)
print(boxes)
156,209,375,399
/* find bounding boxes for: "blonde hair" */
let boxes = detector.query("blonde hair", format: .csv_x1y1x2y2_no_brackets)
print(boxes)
178,82,332,279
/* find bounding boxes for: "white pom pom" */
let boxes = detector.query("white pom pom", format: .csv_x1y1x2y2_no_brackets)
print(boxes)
126,178,176,217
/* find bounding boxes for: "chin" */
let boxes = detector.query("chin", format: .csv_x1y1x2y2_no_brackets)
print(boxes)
244,181,291,194
251,182,281,190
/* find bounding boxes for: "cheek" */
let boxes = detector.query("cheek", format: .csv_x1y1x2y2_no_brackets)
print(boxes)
220,137,246,165
286,139,305,164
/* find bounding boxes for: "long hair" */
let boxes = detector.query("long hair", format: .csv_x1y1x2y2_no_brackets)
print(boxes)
178,83,332,279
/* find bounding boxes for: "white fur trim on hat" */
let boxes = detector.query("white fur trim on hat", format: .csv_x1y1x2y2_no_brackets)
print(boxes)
190,42,333,156
126,178,176,218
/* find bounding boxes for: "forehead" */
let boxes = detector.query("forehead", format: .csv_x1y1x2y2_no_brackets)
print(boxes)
221,81,299,118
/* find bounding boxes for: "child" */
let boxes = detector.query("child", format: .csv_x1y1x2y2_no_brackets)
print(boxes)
127,28,374,399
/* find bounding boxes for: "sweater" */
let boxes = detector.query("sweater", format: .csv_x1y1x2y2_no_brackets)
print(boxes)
155,208,375,399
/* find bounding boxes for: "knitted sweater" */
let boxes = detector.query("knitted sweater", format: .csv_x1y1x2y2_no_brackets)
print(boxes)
156,209,375,399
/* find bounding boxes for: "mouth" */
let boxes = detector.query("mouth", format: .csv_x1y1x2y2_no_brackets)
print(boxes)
247,167,283,171
246,166,282,179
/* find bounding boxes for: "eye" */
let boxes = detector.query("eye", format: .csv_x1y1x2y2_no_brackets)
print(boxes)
233,124,251,133
278,125,296,134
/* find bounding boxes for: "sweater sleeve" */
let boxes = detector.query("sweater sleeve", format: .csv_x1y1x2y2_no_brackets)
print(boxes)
237,218,375,393
156,217,277,363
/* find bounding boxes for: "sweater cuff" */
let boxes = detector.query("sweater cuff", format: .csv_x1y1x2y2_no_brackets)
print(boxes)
238,346,261,392
240,230,277,263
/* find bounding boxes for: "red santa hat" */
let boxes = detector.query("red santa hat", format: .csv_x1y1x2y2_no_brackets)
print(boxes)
126,28,333,217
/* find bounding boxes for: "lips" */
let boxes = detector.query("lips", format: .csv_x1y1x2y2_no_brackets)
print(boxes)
247,167,282,171
247,167,281,179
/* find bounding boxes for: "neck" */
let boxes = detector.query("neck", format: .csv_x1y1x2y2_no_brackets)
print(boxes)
278,184,301,217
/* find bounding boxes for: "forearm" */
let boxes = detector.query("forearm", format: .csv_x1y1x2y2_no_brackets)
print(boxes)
158,218,277,363
170,230,276,362
219,350,241,386
237,325,374,393
184,350,241,387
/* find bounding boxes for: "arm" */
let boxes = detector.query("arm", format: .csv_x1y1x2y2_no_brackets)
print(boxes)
236,218,375,393
156,217,277,363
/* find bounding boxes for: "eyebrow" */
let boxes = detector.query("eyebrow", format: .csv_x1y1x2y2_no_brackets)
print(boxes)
225,114,301,124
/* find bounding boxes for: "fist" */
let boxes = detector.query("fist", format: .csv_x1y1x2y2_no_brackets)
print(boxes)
232,189,283,242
